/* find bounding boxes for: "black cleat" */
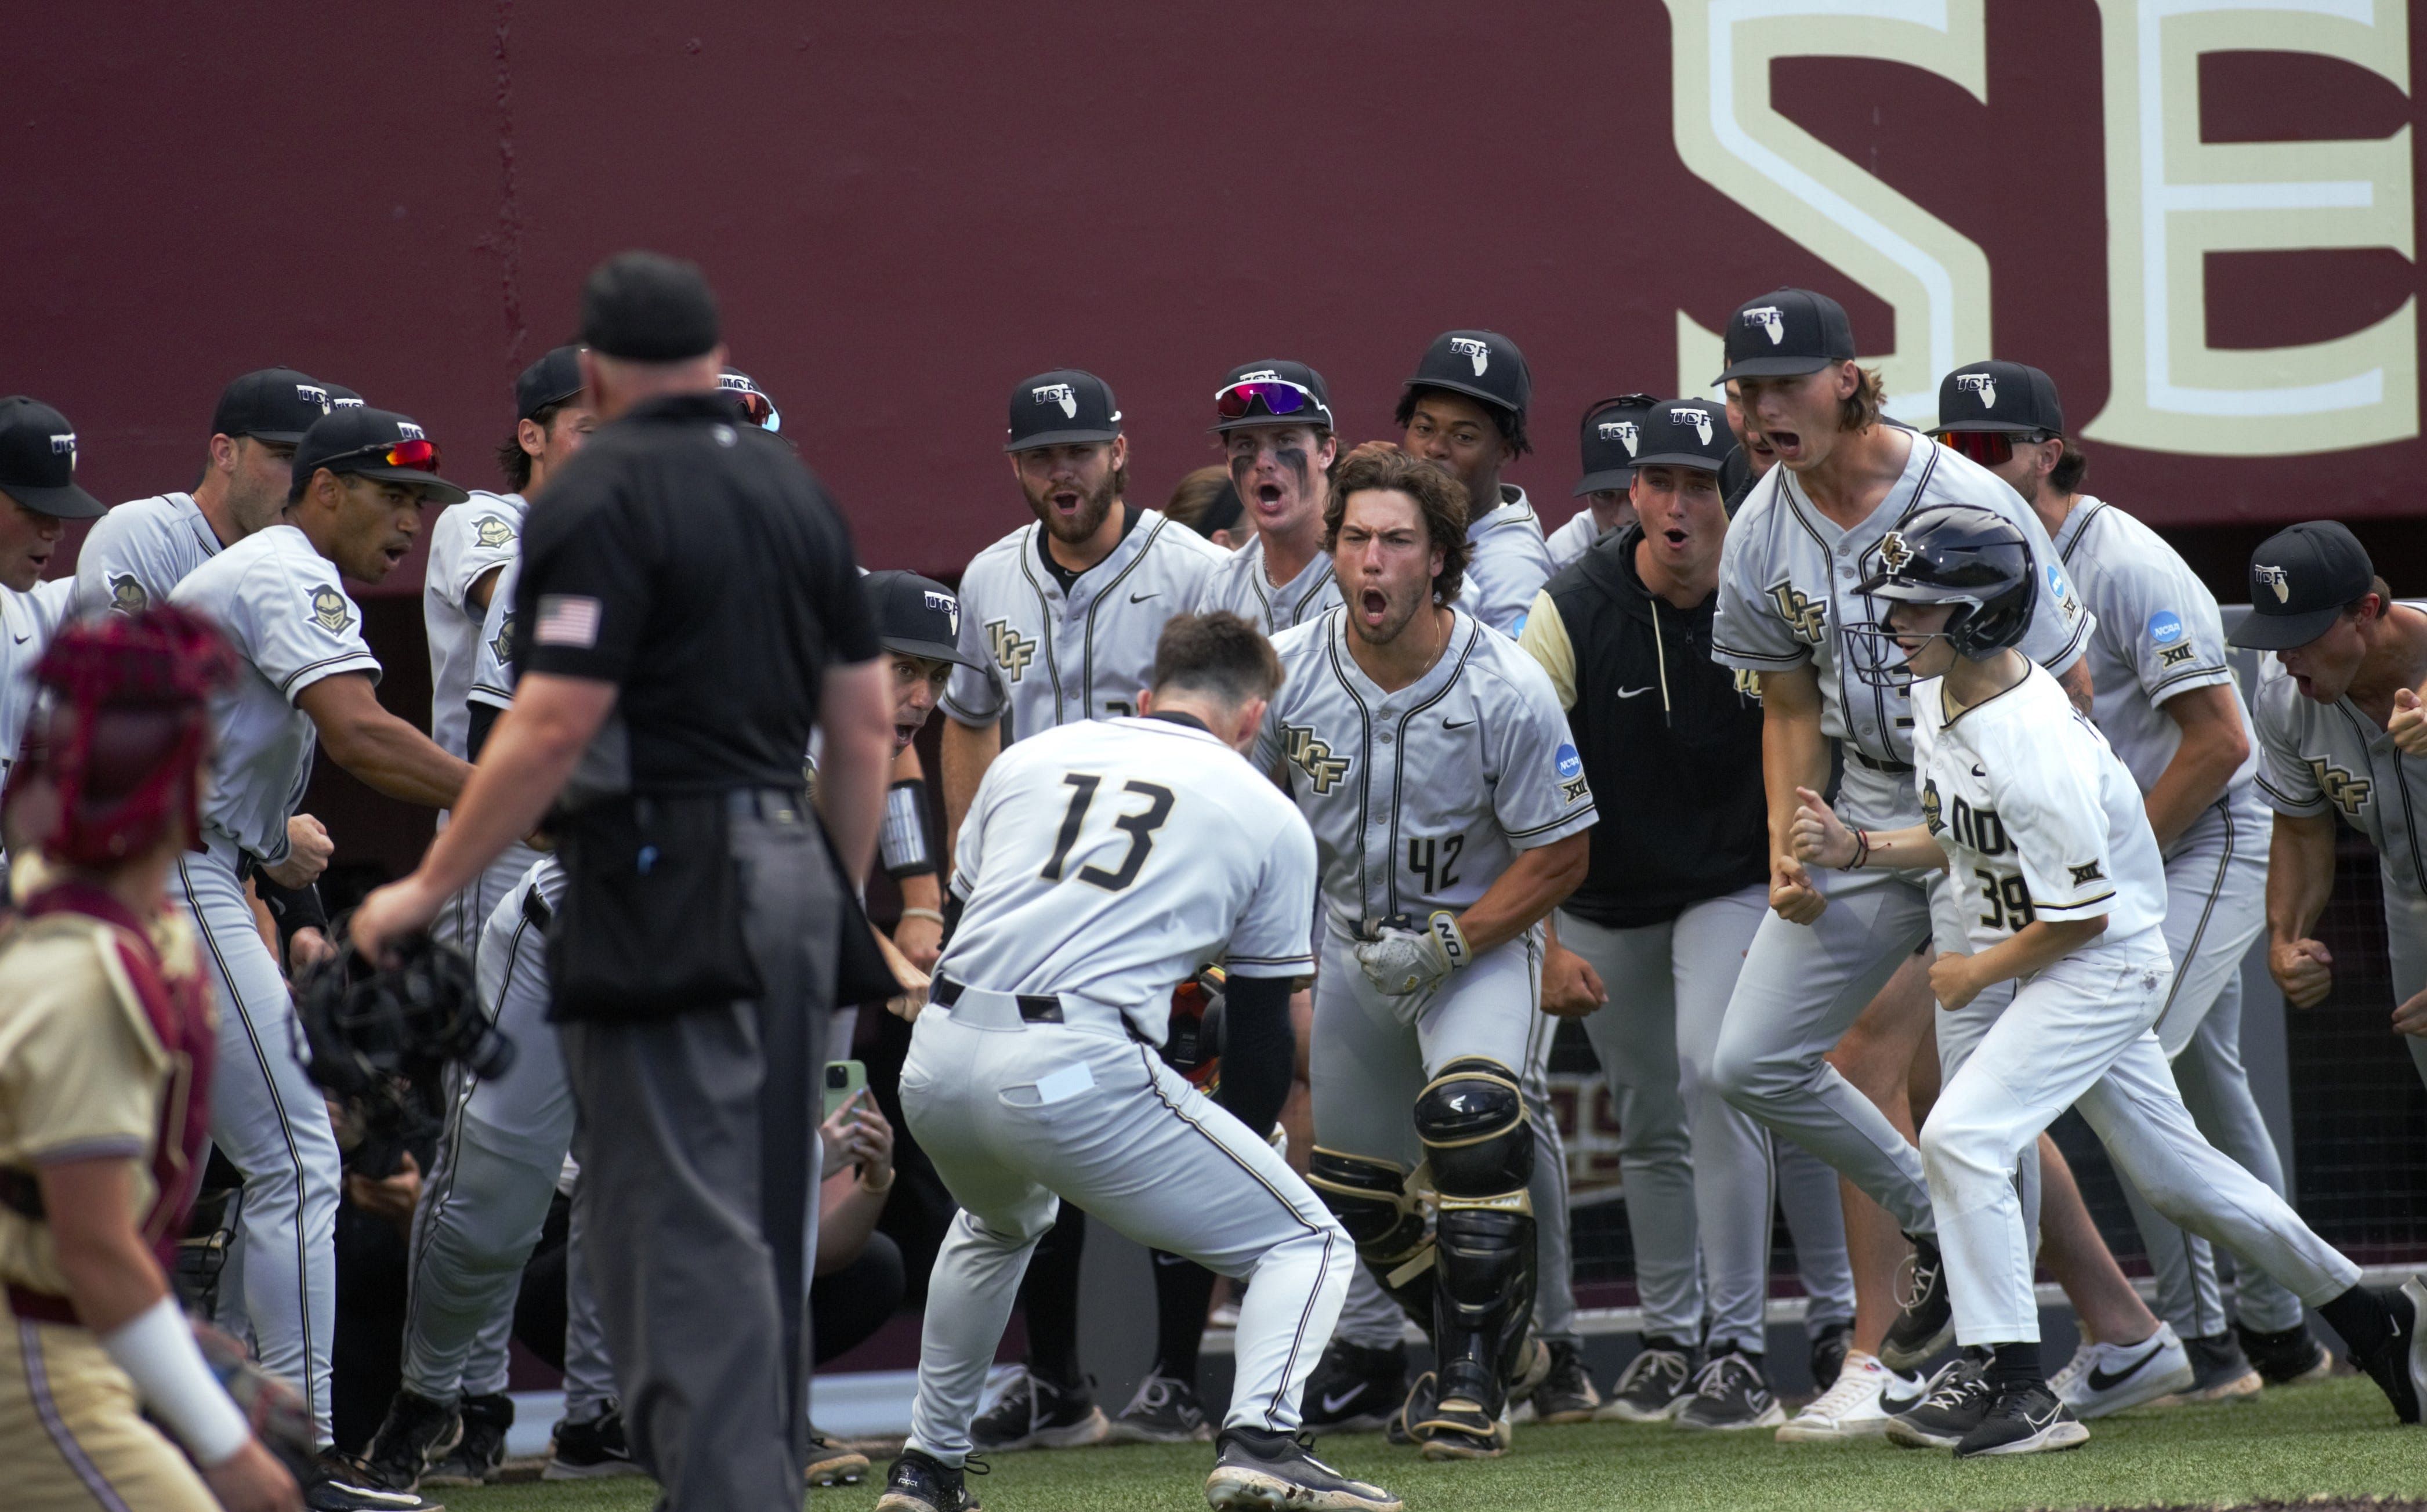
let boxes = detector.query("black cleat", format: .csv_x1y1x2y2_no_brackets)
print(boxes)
2152,1331,2262,1405
2353,1277,2427,1426
1205,1426,1403,1510
969,1369,1111,1451
1675,1350,1785,1431
1879,1234,1954,1373
1954,1380,2088,1458
2237,1318,2335,1387
1592,1337,1694,1422
361,1390,461,1494
1885,1350,1994,1449
1383,1370,1435,1446
1410,1390,1511,1461
420,1393,510,1487
1301,1340,1408,1434
1110,1372,1212,1444
545,1408,643,1480
876,1447,983,1512
806,1428,872,1486
1526,1340,1603,1424
308,1453,443,1511
1809,1319,1853,1393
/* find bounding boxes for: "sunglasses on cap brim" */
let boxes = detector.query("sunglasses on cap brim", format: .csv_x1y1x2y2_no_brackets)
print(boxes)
720,378,780,432
326,438,442,473
1936,430,2049,467
1215,378,1327,424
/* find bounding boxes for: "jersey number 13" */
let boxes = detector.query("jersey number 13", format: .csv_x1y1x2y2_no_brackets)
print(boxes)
1042,774,1176,892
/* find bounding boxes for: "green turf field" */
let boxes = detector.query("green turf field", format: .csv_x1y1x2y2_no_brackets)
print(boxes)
436,1375,2424,1512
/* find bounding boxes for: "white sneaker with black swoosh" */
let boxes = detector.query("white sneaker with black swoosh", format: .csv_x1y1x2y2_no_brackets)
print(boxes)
1954,1381,2089,1458
2050,1322,2195,1420
1776,1353,1922,1442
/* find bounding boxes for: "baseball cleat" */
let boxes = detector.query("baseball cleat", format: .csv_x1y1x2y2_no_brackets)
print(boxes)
2237,1318,2336,1387
1878,1234,1954,1373
2049,1322,2194,1419
308,1455,443,1511
806,1430,872,1486
419,1393,512,1487
361,1390,462,1493
1675,1350,1785,1431
969,1368,1111,1451
1110,1372,1214,1444
1592,1337,1694,1422
1299,1340,1407,1434
1954,1381,2089,1458
2151,1331,2262,1406
1411,1393,1512,1460
1885,1351,1994,1450
876,1447,982,1512
1526,1340,1603,1423
545,1408,643,1479
1807,1319,1853,1393
2352,1276,2427,1425
1509,1332,1553,1400
1204,1426,1402,1511
1777,1352,1922,1442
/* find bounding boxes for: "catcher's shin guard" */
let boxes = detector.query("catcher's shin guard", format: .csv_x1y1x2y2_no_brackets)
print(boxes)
1415,1057,1535,1418
1306,1147,1437,1339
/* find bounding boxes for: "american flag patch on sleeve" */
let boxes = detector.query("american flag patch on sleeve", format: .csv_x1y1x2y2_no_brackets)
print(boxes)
534,594,603,649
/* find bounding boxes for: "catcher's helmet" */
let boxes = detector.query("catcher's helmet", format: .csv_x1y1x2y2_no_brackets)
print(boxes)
1846,502,2036,687
293,931,512,1105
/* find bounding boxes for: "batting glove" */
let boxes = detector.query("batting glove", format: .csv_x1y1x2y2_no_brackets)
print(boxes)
1356,911,1472,996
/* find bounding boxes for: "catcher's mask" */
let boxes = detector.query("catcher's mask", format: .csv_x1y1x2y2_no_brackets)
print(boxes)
293,930,513,1108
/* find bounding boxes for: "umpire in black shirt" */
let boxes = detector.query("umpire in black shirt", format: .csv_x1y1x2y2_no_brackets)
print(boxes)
354,252,894,1510
1515,398,1855,1428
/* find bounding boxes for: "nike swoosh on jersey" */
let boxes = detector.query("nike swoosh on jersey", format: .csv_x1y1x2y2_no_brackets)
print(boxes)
1443,718,1473,730
1320,1385,1369,1414
1617,687,1652,699
1972,764,1987,777
2085,1344,2162,1393
1129,592,1158,603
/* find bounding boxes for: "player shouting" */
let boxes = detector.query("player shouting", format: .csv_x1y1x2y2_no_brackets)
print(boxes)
1260,445,1595,1459
1787,502,2427,1456
1196,360,1343,634
879,612,1397,1512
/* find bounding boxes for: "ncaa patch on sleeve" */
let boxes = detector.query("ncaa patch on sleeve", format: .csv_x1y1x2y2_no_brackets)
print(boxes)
1555,742,1583,779
2147,610,2184,645
534,594,603,649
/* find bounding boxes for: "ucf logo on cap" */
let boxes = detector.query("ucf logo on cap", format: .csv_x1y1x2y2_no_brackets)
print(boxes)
1955,372,1998,408
923,588,961,636
1744,306,1787,345
1673,407,1715,445
2254,564,2291,603
1033,383,1077,419
1598,419,1639,452
1448,337,1491,375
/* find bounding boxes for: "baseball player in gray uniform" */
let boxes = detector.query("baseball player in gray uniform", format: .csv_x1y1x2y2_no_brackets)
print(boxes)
0,398,103,811
1707,289,2093,1376
1790,501,2427,1456
1544,393,1658,571
425,346,591,955
1258,446,1595,1459
1932,361,2321,1408
2232,521,2427,1096
75,369,335,621
167,407,475,1467
1195,361,1343,634
1396,329,1556,636
880,613,1397,1512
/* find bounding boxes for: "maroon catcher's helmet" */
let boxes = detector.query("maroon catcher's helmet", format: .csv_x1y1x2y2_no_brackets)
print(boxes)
6,607,237,866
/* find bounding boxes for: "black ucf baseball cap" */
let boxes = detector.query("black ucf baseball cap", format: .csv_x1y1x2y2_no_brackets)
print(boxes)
1930,360,2063,437
214,368,337,445
863,570,977,667
323,383,365,409
1631,398,1737,472
516,346,586,422
2226,521,2375,650
1213,360,1334,434
1407,329,1531,418
1575,393,1660,495
292,407,470,505
1006,369,1122,452
1715,289,1857,384
0,397,104,518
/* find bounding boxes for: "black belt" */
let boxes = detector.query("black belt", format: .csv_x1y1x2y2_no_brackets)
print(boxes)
932,976,1066,1024
1847,749,1914,775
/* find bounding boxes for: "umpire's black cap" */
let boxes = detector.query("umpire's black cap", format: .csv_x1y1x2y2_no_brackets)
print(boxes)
1929,360,2064,437
2226,521,2375,651
1006,369,1122,452
1715,289,1857,383
0,397,104,518
1406,329,1531,418
214,368,336,445
515,346,586,422
581,252,721,362
863,570,977,668
1575,393,1660,496
1630,398,1738,473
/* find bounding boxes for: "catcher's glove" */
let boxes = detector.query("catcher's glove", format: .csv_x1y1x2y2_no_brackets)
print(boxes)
293,929,512,1107
1355,911,1470,997
190,1318,318,1484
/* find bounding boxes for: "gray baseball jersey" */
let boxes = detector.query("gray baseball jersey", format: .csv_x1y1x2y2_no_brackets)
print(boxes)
940,508,1226,739
74,492,220,618
0,579,76,779
1712,434,2092,825
1455,484,1556,635
1194,534,1341,636
2252,646,2427,904
942,714,1318,1043
1542,508,1607,572
171,524,381,864
2052,496,2259,802
424,491,527,759
1254,606,1597,925
1912,663,2168,955
468,558,519,715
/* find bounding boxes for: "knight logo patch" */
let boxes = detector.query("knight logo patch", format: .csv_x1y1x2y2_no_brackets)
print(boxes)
475,517,515,550
311,586,353,634
490,612,515,667
107,574,148,615
1921,777,1944,835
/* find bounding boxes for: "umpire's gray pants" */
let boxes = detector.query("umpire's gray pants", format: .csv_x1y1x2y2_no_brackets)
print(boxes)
1564,889,1855,1355
2117,797,2304,1337
560,800,834,1512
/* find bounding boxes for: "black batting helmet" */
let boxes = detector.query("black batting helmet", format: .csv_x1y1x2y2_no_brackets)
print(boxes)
1847,502,2036,687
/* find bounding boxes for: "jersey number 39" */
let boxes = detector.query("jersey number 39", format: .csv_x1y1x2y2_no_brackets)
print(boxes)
1043,774,1176,892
